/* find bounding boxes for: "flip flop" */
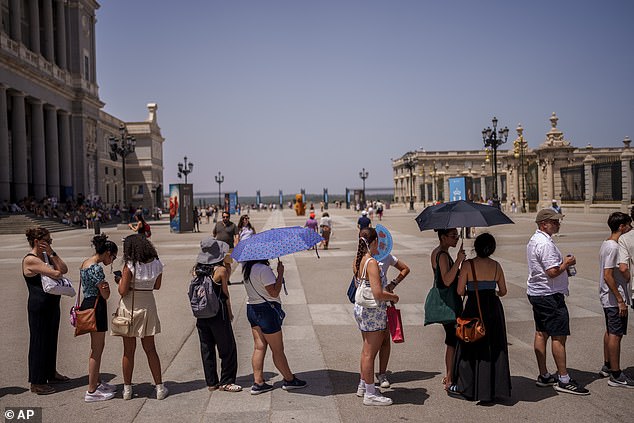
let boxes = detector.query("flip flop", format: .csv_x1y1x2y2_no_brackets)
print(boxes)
218,383,242,392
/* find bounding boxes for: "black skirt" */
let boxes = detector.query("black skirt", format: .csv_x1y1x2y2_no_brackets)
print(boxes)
80,295,108,332
452,290,512,402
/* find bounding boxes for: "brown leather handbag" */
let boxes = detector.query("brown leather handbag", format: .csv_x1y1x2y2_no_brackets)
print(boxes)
455,260,486,343
74,273,98,337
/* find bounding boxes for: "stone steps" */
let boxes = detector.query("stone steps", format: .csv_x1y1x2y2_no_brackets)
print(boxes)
0,213,82,234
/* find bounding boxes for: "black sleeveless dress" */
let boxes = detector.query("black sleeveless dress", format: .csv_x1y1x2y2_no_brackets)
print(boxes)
23,253,61,384
452,276,511,402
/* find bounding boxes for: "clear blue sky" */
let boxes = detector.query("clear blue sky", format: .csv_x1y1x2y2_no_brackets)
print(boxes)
96,0,634,196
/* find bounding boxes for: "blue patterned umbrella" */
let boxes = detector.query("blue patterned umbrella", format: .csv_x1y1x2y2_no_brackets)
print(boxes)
231,226,324,262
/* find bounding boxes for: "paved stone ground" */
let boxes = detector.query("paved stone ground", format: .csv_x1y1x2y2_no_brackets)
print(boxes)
0,207,632,422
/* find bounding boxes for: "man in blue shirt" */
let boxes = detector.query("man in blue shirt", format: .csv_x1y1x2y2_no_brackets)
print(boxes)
357,210,371,231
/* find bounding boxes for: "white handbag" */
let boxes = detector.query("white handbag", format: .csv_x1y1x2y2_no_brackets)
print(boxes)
354,258,378,308
41,253,76,297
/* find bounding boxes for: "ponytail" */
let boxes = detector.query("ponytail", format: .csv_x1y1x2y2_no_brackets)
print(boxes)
354,227,378,277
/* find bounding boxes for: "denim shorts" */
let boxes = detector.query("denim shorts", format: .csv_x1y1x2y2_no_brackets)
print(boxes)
247,302,285,334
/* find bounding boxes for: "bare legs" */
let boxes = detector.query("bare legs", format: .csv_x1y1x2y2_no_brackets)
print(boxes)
604,331,622,371
122,336,163,385
251,327,293,384
445,345,455,389
378,329,390,375
87,332,106,392
534,331,567,376
360,331,384,386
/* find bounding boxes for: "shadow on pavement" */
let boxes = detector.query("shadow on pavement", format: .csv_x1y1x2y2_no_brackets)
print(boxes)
236,372,278,387
0,386,28,398
387,387,429,405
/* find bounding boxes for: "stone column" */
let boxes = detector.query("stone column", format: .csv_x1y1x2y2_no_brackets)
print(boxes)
30,100,46,199
58,111,72,199
28,0,40,54
0,85,9,201
11,92,28,200
620,138,633,212
10,0,21,42
583,155,595,213
45,105,60,198
54,0,67,69
480,175,486,200
42,0,54,62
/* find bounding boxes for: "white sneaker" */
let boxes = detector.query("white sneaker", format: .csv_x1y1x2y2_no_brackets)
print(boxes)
85,389,115,402
363,392,393,406
377,373,390,388
123,385,133,400
156,384,169,400
97,382,117,393
356,383,365,397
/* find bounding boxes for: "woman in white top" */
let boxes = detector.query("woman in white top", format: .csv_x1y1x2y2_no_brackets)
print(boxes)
242,259,307,395
237,215,256,242
116,234,168,400
319,212,332,249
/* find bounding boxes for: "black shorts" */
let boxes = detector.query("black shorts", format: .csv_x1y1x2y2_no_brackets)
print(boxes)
527,293,570,337
80,295,108,332
604,307,628,336
443,322,458,347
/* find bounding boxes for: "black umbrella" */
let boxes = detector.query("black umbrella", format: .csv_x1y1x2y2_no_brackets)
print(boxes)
415,200,514,231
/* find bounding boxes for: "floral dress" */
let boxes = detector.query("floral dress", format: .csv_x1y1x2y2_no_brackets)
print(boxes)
353,258,387,332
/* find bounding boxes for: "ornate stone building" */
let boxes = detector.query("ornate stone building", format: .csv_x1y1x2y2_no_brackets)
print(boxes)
0,0,164,210
393,113,632,214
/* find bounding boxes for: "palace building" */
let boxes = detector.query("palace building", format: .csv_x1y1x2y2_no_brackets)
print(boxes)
393,113,632,214
0,0,164,210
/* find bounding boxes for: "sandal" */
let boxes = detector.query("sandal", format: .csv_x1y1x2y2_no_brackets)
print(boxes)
447,385,462,396
218,383,242,392
49,373,70,384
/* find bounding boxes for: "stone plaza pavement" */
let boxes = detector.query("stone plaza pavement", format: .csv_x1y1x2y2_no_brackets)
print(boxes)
0,207,632,422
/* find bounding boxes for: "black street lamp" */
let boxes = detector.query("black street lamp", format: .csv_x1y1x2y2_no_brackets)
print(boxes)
215,171,224,208
482,116,509,208
403,153,417,211
359,168,369,208
514,124,528,213
109,123,136,219
177,156,194,184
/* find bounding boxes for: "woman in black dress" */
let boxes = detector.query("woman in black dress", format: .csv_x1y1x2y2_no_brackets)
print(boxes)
451,232,511,403
22,227,70,395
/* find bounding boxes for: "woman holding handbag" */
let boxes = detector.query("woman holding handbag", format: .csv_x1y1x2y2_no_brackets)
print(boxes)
22,227,70,395
450,233,511,402
430,228,466,391
79,234,118,402
114,234,167,400
354,228,399,406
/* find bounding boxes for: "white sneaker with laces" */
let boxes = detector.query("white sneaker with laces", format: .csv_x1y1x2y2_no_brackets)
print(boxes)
85,388,115,402
377,373,390,388
356,383,365,397
98,382,117,393
123,384,133,400
363,392,393,406
156,384,169,400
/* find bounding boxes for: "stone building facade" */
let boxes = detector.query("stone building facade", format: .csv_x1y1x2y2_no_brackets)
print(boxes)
0,0,164,210
393,113,632,214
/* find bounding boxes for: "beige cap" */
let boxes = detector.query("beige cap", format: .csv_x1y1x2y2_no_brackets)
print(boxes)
535,209,564,223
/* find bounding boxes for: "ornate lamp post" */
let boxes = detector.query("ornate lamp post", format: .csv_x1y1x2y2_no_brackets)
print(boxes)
419,162,426,208
109,123,136,219
359,168,368,208
513,124,528,213
482,116,509,208
403,153,417,211
177,156,194,184
215,171,224,208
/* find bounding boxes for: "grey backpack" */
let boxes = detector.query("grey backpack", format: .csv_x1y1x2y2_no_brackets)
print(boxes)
188,275,220,318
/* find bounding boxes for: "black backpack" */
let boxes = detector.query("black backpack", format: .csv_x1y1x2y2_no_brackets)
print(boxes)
188,275,220,318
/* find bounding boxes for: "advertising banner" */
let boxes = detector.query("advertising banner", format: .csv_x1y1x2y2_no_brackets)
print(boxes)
169,184,194,233
169,184,180,232
448,177,473,201
229,192,238,214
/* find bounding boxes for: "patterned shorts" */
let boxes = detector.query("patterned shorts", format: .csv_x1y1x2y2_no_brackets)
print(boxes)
354,303,387,332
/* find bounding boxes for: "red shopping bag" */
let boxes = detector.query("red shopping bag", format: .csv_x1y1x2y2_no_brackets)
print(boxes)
387,305,404,343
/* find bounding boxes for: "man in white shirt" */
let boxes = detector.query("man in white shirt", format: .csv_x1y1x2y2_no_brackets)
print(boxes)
526,209,589,395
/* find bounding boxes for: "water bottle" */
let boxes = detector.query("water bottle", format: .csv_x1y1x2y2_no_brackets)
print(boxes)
566,254,576,276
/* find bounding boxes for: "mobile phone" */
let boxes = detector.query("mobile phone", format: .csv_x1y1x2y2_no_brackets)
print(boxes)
113,270,122,283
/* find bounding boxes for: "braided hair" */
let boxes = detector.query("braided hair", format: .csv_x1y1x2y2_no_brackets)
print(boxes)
354,227,377,277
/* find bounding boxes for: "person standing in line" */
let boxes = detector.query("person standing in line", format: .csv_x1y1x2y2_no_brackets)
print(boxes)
304,212,319,233
115,234,168,400
22,228,70,395
598,212,634,387
526,209,589,395
617,206,634,312
430,228,465,391
193,206,200,233
353,228,399,406
192,238,241,392
375,253,410,388
241,259,307,394
450,233,511,402
357,210,371,231
237,215,256,242
80,234,119,402
213,211,239,276
319,212,332,250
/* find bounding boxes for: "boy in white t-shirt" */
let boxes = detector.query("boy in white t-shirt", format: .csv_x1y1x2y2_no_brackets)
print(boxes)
598,211,633,388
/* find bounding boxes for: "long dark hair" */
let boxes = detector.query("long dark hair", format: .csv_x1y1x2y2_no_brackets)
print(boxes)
242,259,270,282
192,262,222,278
92,233,118,256
238,215,254,232
123,234,158,266
355,227,377,277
